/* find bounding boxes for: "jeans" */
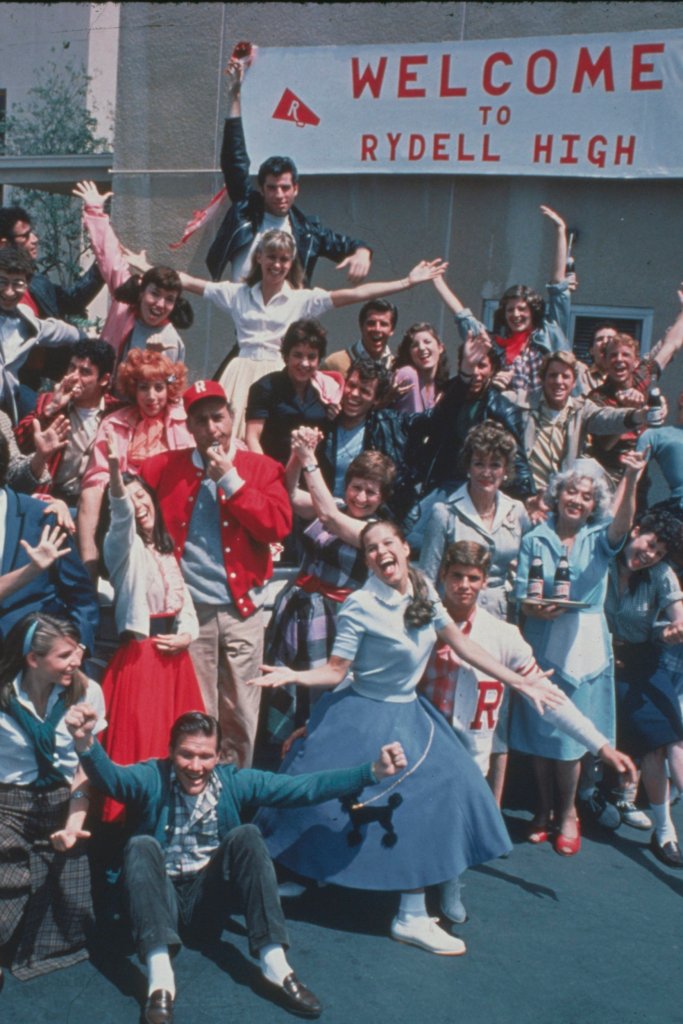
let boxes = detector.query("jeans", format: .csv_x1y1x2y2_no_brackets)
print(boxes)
122,824,289,960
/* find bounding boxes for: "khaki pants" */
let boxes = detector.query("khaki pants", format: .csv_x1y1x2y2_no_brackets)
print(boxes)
189,603,263,766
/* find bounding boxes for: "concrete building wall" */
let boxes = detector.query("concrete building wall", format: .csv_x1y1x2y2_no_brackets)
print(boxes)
111,2,683,407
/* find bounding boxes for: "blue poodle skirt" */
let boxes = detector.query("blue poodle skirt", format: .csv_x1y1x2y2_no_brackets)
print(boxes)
256,687,512,891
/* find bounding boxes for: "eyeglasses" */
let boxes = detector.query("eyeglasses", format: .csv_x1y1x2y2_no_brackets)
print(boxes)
12,228,35,242
0,277,28,292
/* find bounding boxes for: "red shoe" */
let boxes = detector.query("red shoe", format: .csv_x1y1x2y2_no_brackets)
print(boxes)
554,818,581,856
528,820,552,844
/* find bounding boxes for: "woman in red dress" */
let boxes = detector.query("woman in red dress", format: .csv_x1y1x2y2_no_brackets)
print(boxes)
96,432,204,821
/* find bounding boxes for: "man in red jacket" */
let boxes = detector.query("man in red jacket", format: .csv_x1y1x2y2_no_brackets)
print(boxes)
141,381,292,766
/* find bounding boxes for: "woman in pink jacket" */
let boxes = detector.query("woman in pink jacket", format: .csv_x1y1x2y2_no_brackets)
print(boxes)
73,180,192,363
76,349,194,579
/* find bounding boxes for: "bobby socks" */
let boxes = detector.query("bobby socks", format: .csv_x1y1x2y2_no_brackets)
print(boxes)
649,800,677,844
397,891,428,923
147,946,175,997
260,943,292,986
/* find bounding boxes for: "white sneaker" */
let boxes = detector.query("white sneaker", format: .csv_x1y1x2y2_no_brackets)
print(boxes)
439,879,468,924
390,915,466,956
615,799,652,831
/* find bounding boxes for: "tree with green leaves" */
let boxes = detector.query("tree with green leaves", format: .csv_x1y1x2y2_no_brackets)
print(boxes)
1,61,110,289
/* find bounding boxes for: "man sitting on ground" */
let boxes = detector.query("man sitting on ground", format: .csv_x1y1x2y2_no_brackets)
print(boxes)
65,706,406,1023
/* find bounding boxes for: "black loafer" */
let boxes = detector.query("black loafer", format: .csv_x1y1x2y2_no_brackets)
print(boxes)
144,989,174,1024
650,833,683,868
261,972,322,1018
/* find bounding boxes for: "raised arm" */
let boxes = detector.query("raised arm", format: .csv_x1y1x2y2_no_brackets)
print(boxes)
651,285,683,374
607,449,648,546
289,427,369,546
73,180,133,297
540,205,568,285
329,259,446,308
432,272,466,315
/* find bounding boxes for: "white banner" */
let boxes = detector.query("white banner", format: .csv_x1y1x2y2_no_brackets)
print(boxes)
241,29,683,178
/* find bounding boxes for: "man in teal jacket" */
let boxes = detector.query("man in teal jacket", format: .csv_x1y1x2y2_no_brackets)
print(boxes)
66,706,405,1023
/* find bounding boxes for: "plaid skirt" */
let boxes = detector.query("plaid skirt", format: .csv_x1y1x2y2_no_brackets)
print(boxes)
0,783,93,980
265,584,340,742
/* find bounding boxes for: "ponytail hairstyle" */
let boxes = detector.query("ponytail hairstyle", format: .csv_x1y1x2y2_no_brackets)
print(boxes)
360,520,435,629
113,266,194,329
0,613,87,711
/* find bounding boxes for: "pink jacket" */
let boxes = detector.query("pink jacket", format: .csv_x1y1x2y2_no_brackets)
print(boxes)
83,205,183,359
81,402,195,490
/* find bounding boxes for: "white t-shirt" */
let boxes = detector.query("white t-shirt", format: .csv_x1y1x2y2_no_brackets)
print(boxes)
203,280,334,359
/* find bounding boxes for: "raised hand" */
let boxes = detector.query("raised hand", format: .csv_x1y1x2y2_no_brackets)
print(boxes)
407,259,448,285
539,204,567,230
460,330,492,376
73,179,112,208
19,523,70,571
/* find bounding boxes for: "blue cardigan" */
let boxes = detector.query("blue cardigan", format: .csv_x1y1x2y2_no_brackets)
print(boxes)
80,741,377,845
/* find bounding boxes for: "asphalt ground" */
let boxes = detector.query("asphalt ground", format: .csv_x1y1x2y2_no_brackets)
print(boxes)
3,784,682,1024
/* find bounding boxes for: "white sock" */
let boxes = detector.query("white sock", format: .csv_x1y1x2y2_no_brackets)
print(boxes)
146,946,175,998
649,800,677,844
260,943,292,986
397,892,428,923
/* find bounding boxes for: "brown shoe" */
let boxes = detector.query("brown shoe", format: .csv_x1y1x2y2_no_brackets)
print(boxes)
144,989,174,1024
260,972,322,1018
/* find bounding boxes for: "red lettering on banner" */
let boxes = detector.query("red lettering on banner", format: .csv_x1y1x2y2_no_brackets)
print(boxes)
572,46,615,92
456,134,475,161
483,52,512,96
439,54,467,97
470,681,505,731
631,43,664,90
533,134,554,163
351,57,387,99
360,135,378,161
387,132,402,160
526,49,558,94
559,134,580,164
587,135,608,168
408,134,426,160
615,135,636,164
433,133,450,160
482,135,501,161
398,55,427,98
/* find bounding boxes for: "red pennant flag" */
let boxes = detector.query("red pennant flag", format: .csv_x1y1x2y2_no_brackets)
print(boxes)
272,89,320,128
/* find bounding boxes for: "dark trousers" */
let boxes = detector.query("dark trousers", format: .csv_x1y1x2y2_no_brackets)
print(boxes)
122,824,289,960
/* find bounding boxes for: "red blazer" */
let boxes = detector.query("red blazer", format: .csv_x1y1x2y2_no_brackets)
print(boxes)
140,448,292,619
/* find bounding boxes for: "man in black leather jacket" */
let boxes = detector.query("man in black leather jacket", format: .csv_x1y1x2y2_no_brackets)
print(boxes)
206,59,372,286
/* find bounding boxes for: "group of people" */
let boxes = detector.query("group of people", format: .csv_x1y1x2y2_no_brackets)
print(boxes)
1,44,683,1024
